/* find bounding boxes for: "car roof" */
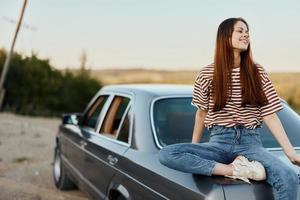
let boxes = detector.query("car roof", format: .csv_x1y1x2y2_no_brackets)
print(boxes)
100,84,193,96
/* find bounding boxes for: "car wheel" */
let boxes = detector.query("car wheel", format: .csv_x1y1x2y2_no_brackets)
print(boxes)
53,146,76,190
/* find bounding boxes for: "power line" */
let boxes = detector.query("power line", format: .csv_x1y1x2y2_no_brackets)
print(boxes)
1,15,37,31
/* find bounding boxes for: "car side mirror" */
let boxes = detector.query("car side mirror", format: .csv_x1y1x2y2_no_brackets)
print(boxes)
62,113,82,126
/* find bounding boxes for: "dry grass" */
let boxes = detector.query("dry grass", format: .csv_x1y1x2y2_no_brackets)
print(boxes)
70,68,300,113
268,73,300,113
85,68,197,84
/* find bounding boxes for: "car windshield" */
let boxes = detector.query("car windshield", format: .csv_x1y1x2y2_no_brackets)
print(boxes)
152,97,300,148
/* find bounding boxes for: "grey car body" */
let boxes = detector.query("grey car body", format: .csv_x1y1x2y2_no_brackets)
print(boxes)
53,84,300,200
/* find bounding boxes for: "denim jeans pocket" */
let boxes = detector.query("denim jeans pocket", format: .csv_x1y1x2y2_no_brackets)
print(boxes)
210,125,226,137
245,129,263,146
245,128,260,136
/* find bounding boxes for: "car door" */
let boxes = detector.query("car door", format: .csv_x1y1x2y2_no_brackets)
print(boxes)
81,94,132,199
66,95,110,183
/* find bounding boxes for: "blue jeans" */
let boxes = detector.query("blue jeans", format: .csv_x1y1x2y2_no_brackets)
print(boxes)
158,125,299,200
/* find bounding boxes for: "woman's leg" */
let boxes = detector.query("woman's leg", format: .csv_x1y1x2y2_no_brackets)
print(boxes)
158,142,233,176
212,163,233,176
238,147,298,200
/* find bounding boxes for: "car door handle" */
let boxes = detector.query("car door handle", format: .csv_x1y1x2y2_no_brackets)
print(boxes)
79,140,87,148
107,155,118,165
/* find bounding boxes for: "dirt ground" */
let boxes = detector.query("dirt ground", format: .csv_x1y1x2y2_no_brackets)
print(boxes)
0,112,88,200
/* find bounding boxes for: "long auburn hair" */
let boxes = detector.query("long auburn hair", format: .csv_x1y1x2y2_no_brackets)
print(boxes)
212,17,268,111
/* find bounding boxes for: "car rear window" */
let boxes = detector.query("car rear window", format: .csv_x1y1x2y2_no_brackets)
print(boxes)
152,97,300,148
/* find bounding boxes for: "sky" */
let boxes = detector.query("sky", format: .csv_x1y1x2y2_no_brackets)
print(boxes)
0,0,300,72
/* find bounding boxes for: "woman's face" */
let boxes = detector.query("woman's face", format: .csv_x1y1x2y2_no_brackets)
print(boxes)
231,21,249,52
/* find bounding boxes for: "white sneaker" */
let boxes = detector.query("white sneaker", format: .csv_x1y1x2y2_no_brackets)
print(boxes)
225,155,266,184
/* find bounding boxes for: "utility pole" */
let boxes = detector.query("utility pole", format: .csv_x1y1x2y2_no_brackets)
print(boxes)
0,0,28,109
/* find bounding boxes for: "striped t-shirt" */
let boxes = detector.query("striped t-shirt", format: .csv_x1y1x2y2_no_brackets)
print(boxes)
191,63,283,129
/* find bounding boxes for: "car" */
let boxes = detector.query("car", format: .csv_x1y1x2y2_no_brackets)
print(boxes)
53,84,300,200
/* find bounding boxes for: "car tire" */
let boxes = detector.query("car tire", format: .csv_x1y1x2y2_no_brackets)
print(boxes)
53,146,76,190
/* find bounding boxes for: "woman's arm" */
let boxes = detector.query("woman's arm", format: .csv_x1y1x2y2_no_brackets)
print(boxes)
263,113,300,166
191,109,208,143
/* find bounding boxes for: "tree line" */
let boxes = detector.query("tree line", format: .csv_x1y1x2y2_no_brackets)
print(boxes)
0,49,102,116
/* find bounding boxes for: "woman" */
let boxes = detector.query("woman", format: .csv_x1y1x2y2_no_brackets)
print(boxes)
158,17,300,200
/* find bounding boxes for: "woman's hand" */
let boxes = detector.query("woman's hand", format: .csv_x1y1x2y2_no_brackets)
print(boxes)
287,152,300,166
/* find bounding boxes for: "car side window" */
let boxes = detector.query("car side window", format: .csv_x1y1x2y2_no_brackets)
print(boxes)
100,95,130,141
117,106,131,143
83,95,108,130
